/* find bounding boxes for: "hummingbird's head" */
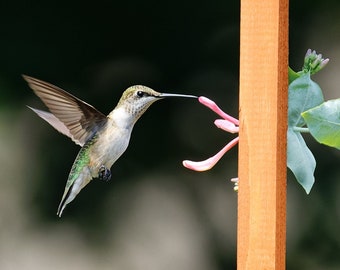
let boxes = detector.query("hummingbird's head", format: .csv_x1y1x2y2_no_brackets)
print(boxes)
115,85,197,124
117,85,162,118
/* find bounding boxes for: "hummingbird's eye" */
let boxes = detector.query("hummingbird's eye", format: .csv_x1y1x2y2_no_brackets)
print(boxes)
137,91,145,97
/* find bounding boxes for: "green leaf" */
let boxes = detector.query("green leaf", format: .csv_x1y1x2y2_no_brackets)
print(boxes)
288,72,324,127
302,99,340,149
287,72,323,193
287,128,316,194
288,67,300,84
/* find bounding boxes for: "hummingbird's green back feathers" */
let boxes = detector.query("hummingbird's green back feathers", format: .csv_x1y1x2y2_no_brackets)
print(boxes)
57,137,96,217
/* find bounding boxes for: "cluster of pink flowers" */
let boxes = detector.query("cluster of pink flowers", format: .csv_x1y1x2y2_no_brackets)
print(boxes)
182,96,239,174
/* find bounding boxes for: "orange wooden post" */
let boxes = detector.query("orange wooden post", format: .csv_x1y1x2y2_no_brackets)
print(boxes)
237,0,288,269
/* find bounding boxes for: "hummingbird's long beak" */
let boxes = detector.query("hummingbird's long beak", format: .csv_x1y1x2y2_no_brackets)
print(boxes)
158,93,198,99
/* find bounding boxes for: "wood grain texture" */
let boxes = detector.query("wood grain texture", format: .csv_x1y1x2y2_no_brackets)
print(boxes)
237,0,288,269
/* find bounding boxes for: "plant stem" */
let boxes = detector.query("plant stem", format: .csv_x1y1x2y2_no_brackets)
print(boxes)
293,127,310,133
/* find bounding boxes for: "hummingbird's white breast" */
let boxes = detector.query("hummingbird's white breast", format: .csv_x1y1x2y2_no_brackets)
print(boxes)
90,107,134,174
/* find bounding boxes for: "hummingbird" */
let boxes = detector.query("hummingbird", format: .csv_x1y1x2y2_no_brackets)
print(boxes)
24,75,197,217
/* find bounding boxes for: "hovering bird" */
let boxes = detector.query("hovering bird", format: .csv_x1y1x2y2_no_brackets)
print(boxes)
24,75,197,216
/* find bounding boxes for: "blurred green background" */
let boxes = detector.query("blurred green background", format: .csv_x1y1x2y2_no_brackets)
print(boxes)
1,0,340,269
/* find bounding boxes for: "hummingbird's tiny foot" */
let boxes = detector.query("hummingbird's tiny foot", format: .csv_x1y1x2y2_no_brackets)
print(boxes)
98,165,111,182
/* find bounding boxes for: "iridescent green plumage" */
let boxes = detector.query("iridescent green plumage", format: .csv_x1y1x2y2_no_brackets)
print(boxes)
66,137,96,189
57,136,97,216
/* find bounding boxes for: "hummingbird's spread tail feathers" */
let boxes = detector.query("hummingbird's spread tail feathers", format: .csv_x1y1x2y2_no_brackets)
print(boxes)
57,164,93,217
57,183,74,217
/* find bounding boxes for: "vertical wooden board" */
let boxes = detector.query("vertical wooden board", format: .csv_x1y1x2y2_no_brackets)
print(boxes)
237,0,288,269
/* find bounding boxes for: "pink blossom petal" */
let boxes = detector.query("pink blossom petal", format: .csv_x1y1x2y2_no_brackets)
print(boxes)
182,137,239,171
198,96,239,125
214,119,239,133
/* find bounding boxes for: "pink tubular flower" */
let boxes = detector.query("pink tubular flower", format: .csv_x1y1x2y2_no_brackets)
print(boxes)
182,96,239,171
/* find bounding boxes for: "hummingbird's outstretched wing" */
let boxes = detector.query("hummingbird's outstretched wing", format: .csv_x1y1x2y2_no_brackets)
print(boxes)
24,75,107,146
27,106,78,144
